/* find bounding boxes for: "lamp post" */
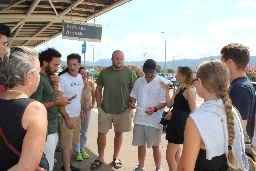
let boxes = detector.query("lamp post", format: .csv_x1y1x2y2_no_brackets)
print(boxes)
142,52,147,61
172,56,175,76
161,32,171,78
91,45,95,82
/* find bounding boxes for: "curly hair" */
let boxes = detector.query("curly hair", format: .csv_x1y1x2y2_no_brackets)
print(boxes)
196,59,235,165
220,43,250,70
0,46,38,88
0,23,10,37
177,66,193,87
67,53,81,63
38,48,61,67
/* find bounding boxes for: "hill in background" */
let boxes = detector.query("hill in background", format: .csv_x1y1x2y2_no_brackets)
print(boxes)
61,55,256,71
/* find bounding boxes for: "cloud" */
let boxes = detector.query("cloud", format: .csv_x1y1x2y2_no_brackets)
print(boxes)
181,9,191,15
201,4,209,11
35,16,256,64
208,16,256,36
237,0,256,8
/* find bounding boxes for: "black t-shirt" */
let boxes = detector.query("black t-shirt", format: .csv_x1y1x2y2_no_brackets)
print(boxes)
229,76,255,139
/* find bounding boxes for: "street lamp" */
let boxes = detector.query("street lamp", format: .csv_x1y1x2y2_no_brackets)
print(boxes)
172,56,175,76
91,45,95,82
142,52,147,61
161,32,172,78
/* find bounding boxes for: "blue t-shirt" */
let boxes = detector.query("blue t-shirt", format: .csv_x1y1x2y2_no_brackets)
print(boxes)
229,76,255,139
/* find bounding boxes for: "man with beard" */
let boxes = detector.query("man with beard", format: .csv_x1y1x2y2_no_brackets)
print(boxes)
30,48,70,171
90,50,137,170
0,23,10,94
130,59,166,171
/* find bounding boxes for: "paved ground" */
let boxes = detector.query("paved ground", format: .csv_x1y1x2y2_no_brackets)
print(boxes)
53,89,204,171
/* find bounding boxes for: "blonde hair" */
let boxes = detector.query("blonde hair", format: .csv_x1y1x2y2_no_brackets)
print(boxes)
196,59,235,164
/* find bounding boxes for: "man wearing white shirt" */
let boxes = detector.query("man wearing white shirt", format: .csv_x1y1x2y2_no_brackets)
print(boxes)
130,59,166,171
57,53,87,171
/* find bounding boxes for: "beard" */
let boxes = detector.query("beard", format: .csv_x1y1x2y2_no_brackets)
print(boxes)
113,63,124,69
45,65,55,76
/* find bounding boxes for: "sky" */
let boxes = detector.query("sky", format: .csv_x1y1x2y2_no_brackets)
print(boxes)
35,0,256,64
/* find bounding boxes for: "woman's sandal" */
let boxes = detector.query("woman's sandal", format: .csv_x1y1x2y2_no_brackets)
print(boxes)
113,158,122,169
91,160,103,170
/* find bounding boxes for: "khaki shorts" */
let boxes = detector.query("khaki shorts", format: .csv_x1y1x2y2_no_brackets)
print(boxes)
58,116,80,150
132,124,162,148
98,107,132,133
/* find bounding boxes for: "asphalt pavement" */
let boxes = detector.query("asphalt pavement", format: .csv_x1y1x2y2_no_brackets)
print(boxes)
53,89,204,171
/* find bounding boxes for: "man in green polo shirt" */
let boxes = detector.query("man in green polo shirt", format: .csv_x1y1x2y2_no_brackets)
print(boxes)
30,48,70,171
91,50,137,170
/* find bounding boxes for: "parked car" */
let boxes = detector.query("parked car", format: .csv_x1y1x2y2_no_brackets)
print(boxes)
252,82,256,91
169,77,180,87
163,77,174,89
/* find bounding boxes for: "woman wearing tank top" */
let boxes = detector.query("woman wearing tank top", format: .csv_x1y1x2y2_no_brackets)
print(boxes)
160,66,196,171
74,67,96,160
0,47,47,170
177,60,248,170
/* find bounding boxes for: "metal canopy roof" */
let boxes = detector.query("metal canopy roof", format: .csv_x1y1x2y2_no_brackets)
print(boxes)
0,0,130,47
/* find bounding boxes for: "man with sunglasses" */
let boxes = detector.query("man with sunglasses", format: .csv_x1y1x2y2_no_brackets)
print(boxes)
130,59,166,171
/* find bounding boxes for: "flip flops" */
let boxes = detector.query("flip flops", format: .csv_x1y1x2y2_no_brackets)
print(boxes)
91,160,103,170
113,158,122,169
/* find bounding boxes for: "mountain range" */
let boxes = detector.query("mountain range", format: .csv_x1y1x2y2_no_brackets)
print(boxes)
60,56,256,71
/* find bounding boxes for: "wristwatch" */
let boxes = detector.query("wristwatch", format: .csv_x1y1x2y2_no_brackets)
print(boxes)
154,107,157,112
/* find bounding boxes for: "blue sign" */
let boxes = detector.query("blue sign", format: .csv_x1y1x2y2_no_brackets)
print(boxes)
82,43,86,53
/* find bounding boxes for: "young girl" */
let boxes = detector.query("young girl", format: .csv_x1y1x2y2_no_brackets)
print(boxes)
160,66,196,171
177,59,248,170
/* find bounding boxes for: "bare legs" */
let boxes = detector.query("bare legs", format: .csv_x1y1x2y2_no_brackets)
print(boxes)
97,131,123,162
166,143,181,171
62,145,74,171
137,145,161,170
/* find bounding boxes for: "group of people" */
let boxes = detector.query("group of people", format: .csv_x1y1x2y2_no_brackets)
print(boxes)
0,21,255,171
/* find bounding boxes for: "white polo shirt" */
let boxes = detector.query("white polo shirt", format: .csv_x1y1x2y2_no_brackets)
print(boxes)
130,75,166,129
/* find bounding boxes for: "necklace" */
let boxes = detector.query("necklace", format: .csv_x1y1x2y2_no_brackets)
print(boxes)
6,89,28,97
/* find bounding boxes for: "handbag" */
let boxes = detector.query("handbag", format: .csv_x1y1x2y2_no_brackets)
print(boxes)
0,127,49,171
159,109,170,126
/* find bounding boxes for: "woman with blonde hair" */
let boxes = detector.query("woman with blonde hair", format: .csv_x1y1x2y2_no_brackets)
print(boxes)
0,47,47,170
160,66,196,171
177,59,248,170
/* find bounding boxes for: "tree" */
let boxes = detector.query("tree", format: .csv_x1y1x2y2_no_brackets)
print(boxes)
246,65,256,81
166,68,173,74
156,65,161,73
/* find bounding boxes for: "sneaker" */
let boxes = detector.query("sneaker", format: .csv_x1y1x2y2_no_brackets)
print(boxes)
61,163,81,171
133,165,145,171
70,163,81,171
54,158,57,163
81,149,89,159
75,152,83,161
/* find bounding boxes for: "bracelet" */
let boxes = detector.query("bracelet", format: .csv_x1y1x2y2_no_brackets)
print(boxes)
52,84,58,89
54,98,58,106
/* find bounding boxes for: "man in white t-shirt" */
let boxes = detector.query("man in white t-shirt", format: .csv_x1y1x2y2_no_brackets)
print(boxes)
130,59,166,171
57,53,87,171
